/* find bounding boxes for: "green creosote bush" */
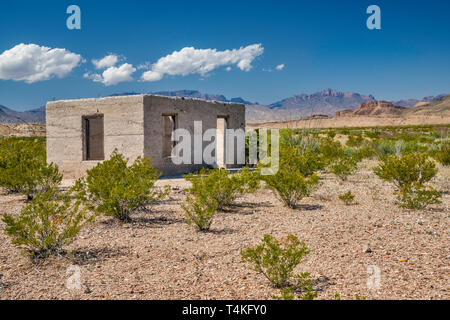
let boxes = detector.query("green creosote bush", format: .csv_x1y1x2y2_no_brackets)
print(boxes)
263,147,320,208
346,134,364,147
264,170,319,209
0,137,62,200
274,274,317,300
397,183,441,210
364,129,381,139
374,152,437,188
184,167,260,211
374,152,441,209
338,191,355,205
73,150,169,222
375,140,397,156
2,188,96,260
181,194,218,231
330,156,358,181
326,130,336,139
430,140,450,166
319,138,344,162
241,234,310,288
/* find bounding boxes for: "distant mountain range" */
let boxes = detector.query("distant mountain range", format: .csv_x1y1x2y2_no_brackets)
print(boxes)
0,89,447,123
404,94,450,116
109,90,255,105
393,94,447,107
247,89,377,121
0,105,45,124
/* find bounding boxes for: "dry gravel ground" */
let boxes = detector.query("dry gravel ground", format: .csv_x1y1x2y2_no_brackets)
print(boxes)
0,160,448,300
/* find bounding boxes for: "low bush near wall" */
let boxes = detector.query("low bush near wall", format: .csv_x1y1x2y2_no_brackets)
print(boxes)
0,137,62,200
182,194,218,231
241,234,310,288
2,188,96,260
184,167,260,211
73,150,169,222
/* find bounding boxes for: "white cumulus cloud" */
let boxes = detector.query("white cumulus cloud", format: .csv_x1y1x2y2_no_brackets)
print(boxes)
92,54,119,69
0,43,82,83
141,43,264,82
84,63,136,86
276,64,285,71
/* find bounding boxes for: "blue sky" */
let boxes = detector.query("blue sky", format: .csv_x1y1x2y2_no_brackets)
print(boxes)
0,0,449,110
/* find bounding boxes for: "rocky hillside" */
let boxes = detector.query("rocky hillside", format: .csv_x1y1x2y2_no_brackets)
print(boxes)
403,94,450,116
335,101,406,117
393,94,447,107
268,89,375,114
334,95,450,118
0,105,45,124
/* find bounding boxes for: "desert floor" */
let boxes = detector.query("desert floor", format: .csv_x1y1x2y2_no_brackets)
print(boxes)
0,160,448,300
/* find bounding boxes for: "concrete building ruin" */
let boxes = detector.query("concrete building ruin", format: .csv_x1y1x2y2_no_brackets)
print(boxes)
46,94,245,178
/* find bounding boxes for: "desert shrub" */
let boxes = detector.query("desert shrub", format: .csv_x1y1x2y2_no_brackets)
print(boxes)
346,134,364,147
0,137,62,200
338,191,355,205
241,234,310,287
274,275,317,300
185,167,259,210
326,130,336,139
402,140,427,153
280,129,319,150
74,150,169,222
397,183,441,209
374,152,440,209
339,128,350,135
398,132,420,142
263,147,320,208
319,138,344,161
265,169,319,209
2,188,95,260
364,129,381,139
182,194,217,231
330,156,358,181
374,153,437,188
282,143,326,176
430,140,450,166
354,140,377,160
375,140,396,156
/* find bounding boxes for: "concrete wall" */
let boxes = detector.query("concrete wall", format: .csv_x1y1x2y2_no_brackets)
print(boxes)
143,95,245,176
46,95,145,178
46,94,245,178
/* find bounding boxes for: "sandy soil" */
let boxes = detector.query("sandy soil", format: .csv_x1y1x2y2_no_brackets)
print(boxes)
0,160,448,300
247,116,450,130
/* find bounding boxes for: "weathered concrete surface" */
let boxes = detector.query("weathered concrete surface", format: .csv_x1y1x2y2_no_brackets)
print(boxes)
46,94,245,178
143,95,245,176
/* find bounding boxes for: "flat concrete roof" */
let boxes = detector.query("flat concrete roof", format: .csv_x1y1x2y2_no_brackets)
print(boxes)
46,94,245,107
